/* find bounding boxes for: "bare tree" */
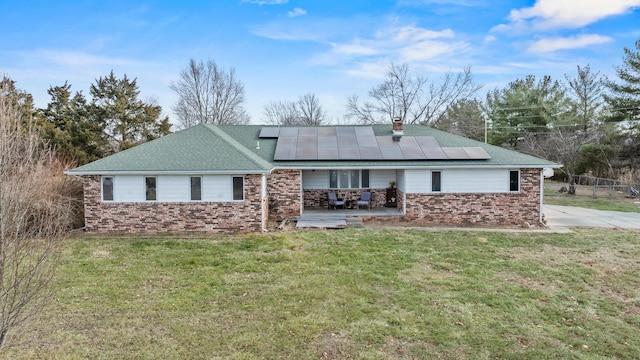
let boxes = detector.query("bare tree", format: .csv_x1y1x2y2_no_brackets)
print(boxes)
346,62,482,125
263,93,327,125
0,78,80,348
296,93,326,125
170,59,250,128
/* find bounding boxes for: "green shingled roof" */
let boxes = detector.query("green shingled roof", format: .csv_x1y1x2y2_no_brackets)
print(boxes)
68,123,558,175
68,124,272,174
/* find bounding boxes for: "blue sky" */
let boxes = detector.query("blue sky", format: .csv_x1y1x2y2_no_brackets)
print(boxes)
2,0,640,124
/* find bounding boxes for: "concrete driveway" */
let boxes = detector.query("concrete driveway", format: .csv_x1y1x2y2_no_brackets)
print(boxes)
544,205,640,230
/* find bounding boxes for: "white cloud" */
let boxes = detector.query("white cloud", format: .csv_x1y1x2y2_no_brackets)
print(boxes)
483,35,496,43
527,34,613,53
332,42,379,56
288,7,307,17
33,49,138,68
506,0,640,30
344,61,389,79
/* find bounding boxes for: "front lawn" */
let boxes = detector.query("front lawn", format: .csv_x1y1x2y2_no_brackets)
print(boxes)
3,229,639,359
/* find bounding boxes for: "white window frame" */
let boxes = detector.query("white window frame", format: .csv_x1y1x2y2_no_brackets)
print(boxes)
190,176,202,201
509,170,520,192
232,176,244,201
102,176,114,201
431,171,442,192
145,176,157,201
329,169,370,189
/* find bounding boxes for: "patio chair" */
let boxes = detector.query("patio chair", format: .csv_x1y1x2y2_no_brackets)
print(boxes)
327,192,345,210
357,191,372,210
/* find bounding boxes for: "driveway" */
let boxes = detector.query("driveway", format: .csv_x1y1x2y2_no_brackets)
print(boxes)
544,205,640,230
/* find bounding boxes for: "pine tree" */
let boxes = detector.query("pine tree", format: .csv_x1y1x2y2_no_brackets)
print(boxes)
89,70,171,152
605,39,640,136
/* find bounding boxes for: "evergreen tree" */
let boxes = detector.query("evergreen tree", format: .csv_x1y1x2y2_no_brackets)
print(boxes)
485,75,568,148
604,39,640,175
434,98,486,142
89,70,171,152
39,82,106,164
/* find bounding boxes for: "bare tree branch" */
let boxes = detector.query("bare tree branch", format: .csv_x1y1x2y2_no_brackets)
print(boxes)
0,77,80,348
346,62,482,125
170,59,250,128
263,93,327,126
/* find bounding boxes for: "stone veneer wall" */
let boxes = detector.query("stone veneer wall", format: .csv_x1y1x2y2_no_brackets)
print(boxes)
267,170,301,221
303,188,388,209
82,174,264,233
404,168,541,226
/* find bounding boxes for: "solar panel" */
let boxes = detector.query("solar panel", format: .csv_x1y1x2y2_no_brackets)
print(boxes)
422,146,448,159
379,145,404,159
336,127,356,136
354,127,375,137
442,147,470,159
279,127,299,137
318,127,336,136
296,135,318,160
463,147,491,159
356,135,378,147
274,136,297,160
259,127,280,138
269,126,491,162
415,136,439,147
359,146,383,159
318,146,339,159
338,145,360,159
298,127,318,137
394,137,422,159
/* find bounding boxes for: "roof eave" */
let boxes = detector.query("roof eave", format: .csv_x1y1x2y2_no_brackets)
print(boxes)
64,169,269,176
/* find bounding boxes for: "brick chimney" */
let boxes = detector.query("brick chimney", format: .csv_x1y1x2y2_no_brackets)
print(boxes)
392,117,403,137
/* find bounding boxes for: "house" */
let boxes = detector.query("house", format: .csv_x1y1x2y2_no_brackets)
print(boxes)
66,120,559,233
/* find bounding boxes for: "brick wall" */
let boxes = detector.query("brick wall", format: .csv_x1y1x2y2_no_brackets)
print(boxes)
303,188,388,209
267,170,301,221
82,174,264,233
404,168,541,226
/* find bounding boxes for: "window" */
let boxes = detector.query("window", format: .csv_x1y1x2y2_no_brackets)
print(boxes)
431,171,441,192
233,176,244,200
145,177,157,201
361,170,370,188
509,170,520,192
190,176,202,201
329,170,370,189
102,177,114,201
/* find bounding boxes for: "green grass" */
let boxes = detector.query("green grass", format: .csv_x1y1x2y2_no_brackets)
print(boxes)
3,229,640,359
544,181,640,213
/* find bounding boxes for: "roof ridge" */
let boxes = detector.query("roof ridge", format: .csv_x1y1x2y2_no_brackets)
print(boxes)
203,125,273,170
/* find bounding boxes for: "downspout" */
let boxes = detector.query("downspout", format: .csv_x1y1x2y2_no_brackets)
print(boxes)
299,169,303,217
539,169,546,228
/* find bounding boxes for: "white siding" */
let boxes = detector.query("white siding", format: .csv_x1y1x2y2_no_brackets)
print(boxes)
113,176,145,202
403,168,512,194
443,169,509,193
396,169,405,192
109,174,238,202
302,170,329,189
157,176,190,202
202,175,233,201
370,169,396,188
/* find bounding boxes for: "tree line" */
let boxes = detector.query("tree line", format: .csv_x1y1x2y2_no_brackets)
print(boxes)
2,39,640,183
